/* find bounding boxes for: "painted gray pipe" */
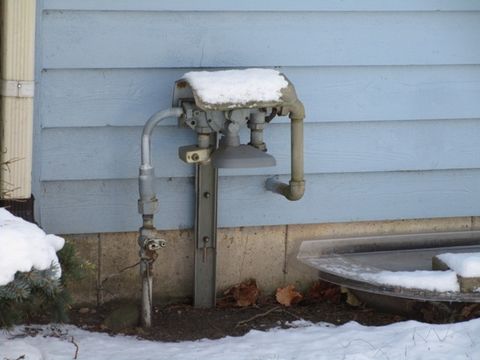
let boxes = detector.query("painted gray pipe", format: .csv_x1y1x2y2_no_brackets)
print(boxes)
139,107,184,216
138,107,184,328
266,110,305,201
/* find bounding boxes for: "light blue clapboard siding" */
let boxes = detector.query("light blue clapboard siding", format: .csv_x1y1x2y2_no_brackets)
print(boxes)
39,170,480,234
42,0,480,12
40,66,480,128
32,1,480,234
41,11,480,69
40,119,480,181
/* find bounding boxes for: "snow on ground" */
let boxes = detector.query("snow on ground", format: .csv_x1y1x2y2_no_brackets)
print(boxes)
0,208,64,285
438,252,480,277
182,68,288,106
2,319,480,360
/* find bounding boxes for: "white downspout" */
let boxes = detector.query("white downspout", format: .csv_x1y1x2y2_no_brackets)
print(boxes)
0,0,36,199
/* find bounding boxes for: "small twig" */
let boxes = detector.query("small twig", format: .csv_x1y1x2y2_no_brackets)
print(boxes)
69,335,79,359
97,261,141,297
280,308,303,321
236,306,280,327
208,321,224,334
9,326,79,360
100,261,140,287
47,326,79,359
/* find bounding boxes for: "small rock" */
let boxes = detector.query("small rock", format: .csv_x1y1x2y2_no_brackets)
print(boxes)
432,256,450,271
78,307,90,314
103,303,140,331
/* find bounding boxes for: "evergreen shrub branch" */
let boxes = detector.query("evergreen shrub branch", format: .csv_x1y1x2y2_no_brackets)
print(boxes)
0,242,91,328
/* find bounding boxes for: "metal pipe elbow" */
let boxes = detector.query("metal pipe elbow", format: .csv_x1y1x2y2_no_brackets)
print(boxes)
288,100,305,121
285,179,305,201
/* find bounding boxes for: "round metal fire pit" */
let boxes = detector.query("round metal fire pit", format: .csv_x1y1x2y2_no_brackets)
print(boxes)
297,230,480,302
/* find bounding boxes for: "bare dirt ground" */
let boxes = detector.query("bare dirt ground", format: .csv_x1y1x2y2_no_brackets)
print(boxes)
65,282,480,342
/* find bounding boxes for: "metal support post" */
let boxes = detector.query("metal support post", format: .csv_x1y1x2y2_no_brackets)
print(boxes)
194,133,218,308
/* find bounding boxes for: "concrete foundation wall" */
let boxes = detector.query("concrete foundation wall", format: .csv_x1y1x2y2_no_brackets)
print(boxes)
65,217,478,305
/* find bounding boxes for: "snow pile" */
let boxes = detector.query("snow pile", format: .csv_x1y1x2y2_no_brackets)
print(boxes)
182,68,288,106
363,269,460,292
0,208,64,286
2,319,480,360
437,252,480,277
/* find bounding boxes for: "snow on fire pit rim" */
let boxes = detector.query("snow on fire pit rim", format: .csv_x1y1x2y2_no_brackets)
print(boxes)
0,208,64,286
437,252,480,277
182,68,289,106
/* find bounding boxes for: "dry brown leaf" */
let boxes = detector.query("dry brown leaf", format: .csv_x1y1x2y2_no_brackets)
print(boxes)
276,285,303,307
306,280,341,304
461,304,480,319
219,279,260,307
233,279,260,307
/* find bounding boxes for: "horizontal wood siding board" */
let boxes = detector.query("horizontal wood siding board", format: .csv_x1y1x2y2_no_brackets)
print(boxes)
39,169,480,234
40,66,480,128
34,3,480,234
40,119,480,181
41,11,480,69
43,0,480,12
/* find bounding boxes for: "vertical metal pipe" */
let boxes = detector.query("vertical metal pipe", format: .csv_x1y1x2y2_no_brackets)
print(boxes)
140,260,153,327
138,215,154,328
137,107,183,328
291,117,304,182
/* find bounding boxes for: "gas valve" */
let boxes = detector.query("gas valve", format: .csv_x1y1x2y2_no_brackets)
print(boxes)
144,238,167,251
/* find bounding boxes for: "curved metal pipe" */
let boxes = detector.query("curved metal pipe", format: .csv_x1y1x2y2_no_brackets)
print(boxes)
141,108,184,168
266,112,305,201
138,108,184,216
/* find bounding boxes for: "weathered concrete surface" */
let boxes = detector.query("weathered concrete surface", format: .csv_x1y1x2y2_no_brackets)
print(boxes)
152,229,194,301
63,216,474,305
471,217,480,230
217,226,286,295
98,232,140,303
